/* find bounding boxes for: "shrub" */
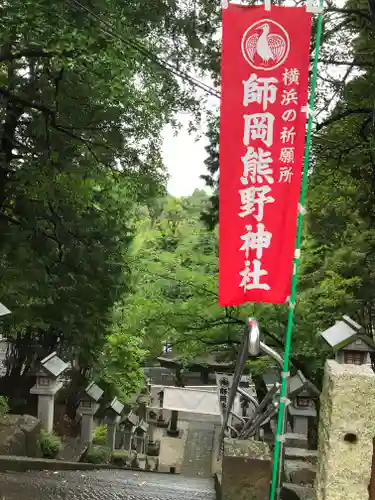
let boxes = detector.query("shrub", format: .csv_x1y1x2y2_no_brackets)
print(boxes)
0,396,9,417
39,430,62,459
85,445,111,464
92,424,107,445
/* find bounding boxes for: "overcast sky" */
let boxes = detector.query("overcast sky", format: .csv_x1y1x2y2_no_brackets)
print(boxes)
162,0,347,198
162,115,210,197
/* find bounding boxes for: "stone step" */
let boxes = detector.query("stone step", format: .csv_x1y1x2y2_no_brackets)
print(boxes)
281,483,315,500
284,447,317,463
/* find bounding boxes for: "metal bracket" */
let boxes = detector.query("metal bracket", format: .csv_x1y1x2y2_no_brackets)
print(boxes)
264,0,271,10
301,105,316,119
280,396,291,407
275,434,286,443
281,371,290,379
294,248,301,259
298,203,307,215
221,0,229,8
306,1,324,14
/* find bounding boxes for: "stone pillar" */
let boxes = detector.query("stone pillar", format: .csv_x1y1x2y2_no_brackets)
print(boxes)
135,431,145,454
157,390,167,427
123,426,134,452
30,382,62,433
167,410,179,437
37,394,54,432
79,404,99,446
105,415,120,451
148,421,156,445
221,439,271,500
315,360,375,500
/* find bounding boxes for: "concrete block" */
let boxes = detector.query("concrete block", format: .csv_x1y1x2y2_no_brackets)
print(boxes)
221,439,271,500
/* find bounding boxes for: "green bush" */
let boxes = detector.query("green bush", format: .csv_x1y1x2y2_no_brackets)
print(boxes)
92,424,107,445
85,445,111,464
0,396,9,417
39,430,62,459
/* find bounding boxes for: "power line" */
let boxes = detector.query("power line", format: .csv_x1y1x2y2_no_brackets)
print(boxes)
67,0,221,99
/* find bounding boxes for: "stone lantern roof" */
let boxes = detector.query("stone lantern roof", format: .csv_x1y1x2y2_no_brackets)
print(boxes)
319,315,375,352
107,397,124,416
288,371,320,399
38,352,69,379
120,411,138,427
84,382,104,403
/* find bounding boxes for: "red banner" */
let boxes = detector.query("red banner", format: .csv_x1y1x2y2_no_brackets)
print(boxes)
219,5,312,306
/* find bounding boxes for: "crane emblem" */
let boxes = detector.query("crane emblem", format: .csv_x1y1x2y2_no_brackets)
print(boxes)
241,19,290,71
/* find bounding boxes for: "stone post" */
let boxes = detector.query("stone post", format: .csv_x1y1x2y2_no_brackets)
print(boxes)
34,391,55,432
105,415,120,451
137,389,151,422
315,360,375,500
147,411,160,456
167,410,180,437
221,439,271,500
135,430,145,454
80,405,99,445
157,389,168,427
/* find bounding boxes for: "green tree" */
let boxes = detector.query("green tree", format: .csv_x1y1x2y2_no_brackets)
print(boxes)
0,0,222,400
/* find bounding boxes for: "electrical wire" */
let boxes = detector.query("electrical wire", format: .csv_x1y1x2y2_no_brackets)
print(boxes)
67,0,221,99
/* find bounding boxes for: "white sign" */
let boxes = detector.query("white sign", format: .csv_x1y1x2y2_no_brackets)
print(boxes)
163,387,221,416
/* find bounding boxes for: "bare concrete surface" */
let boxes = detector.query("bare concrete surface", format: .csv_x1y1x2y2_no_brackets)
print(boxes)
0,470,216,499
181,422,215,478
158,421,189,473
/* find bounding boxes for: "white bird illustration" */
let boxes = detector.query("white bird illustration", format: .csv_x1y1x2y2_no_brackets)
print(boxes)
246,23,286,66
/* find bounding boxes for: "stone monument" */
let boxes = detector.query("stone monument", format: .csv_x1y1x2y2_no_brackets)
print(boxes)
30,352,69,432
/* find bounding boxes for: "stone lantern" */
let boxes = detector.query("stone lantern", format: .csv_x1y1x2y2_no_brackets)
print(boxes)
30,352,69,432
118,411,138,453
287,371,319,448
105,397,124,451
319,315,375,365
134,420,149,455
78,382,103,446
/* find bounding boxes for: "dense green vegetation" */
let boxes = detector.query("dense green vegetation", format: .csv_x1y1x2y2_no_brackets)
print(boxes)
0,0,374,406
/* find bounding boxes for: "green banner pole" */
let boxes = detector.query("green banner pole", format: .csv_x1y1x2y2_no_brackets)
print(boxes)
269,3,324,500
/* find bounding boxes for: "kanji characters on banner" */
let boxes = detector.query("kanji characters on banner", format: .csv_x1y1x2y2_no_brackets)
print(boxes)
219,5,312,306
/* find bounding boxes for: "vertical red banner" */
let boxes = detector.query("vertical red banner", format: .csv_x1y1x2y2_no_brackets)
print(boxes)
219,5,312,306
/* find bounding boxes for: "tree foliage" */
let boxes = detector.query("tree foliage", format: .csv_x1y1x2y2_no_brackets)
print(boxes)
0,0,221,400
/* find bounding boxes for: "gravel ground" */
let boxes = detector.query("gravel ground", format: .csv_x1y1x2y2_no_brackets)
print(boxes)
0,469,216,500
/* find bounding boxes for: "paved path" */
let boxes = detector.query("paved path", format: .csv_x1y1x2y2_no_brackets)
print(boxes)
181,422,215,478
0,470,215,500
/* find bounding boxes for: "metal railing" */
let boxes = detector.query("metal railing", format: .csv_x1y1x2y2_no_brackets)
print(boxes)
217,317,286,454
